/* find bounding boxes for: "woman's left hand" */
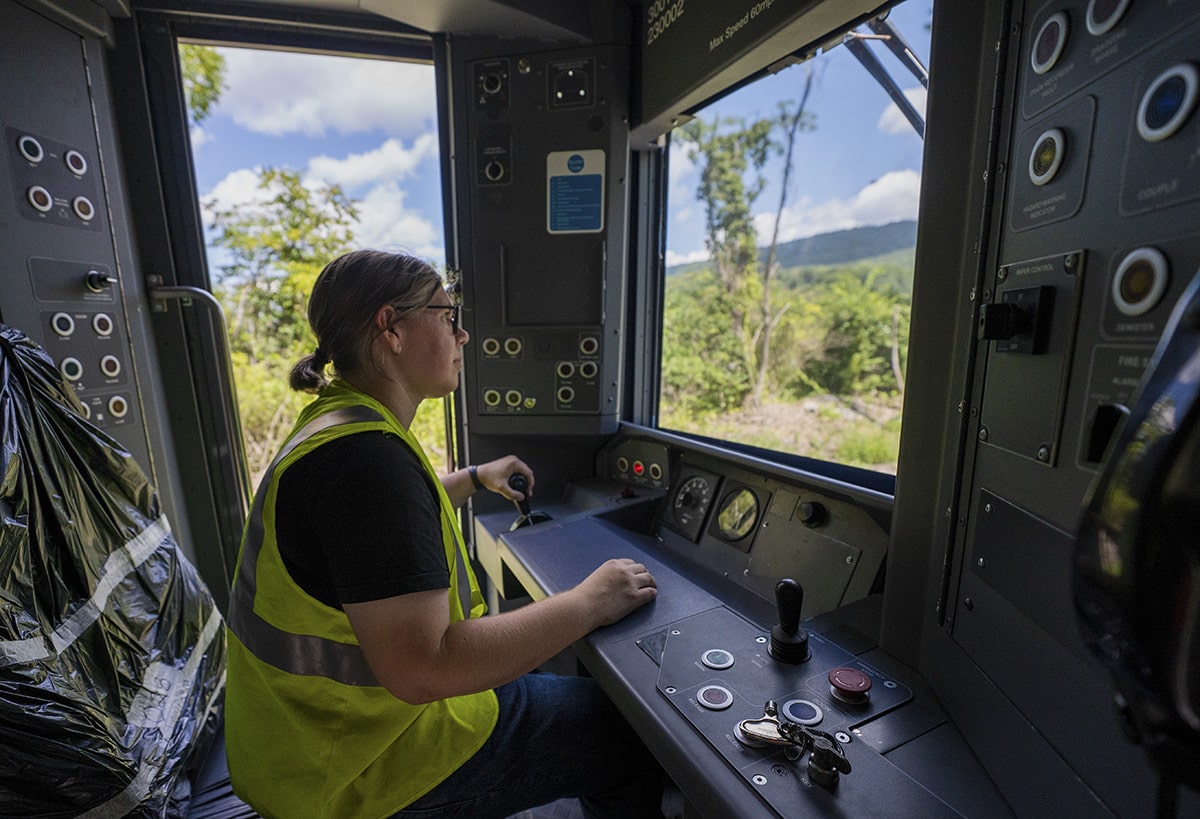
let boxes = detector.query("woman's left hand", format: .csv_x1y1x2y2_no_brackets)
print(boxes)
476,456,534,501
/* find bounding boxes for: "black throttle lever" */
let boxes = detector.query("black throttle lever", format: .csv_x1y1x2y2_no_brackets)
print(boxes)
507,473,552,531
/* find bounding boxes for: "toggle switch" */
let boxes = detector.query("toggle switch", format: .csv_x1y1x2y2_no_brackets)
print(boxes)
978,285,1055,354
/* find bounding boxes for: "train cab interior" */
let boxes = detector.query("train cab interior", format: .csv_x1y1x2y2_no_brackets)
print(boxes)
3,0,1200,816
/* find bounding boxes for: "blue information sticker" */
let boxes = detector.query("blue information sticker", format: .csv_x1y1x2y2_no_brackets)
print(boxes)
546,149,605,233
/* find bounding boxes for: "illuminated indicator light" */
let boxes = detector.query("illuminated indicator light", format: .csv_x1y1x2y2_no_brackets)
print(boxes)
1028,128,1065,186
632,460,645,476
1031,12,1068,76
1138,64,1199,143
1112,247,1168,317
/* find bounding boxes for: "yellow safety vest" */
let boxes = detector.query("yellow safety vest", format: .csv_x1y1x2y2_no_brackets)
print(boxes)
225,381,498,818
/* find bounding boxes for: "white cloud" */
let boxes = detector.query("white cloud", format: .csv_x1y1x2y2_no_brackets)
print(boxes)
307,134,438,189
877,86,928,136
752,168,922,241
666,248,711,267
218,48,436,138
201,167,265,228
353,182,442,261
189,124,213,150
668,138,697,192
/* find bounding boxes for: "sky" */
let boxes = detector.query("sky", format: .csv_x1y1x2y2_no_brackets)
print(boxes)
188,1,932,275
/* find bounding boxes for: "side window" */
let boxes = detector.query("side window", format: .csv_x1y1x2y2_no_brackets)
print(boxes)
659,2,931,475
179,44,449,483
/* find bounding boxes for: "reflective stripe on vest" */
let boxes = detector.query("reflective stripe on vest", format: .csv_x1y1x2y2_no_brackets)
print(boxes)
228,405,472,687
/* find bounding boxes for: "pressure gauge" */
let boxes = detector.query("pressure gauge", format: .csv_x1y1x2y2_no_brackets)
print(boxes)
716,487,760,542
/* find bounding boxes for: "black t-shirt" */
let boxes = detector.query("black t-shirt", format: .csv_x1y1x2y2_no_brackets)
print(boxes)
275,431,450,609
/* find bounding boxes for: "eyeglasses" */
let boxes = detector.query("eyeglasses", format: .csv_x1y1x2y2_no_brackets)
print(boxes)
390,302,461,335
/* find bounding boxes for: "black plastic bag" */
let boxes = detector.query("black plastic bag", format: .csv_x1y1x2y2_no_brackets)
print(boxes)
0,324,226,817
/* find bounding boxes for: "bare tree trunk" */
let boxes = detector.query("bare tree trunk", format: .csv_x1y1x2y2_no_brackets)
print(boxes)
751,65,814,408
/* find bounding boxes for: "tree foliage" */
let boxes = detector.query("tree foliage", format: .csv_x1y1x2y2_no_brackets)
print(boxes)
180,45,225,124
662,72,913,473
181,48,452,485
206,167,359,363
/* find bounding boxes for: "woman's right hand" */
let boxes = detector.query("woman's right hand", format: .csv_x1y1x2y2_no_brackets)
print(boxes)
576,558,658,627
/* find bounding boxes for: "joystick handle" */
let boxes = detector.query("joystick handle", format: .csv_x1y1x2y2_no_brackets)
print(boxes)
770,578,810,664
507,473,532,517
775,578,804,635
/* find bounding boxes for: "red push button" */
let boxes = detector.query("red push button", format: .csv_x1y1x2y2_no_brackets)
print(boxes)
828,666,872,705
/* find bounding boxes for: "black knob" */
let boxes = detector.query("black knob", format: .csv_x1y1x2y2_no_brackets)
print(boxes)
797,501,827,528
769,579,809,663
85,270,117,292
776,578,803,634
807,733,851,790
507,473,532,517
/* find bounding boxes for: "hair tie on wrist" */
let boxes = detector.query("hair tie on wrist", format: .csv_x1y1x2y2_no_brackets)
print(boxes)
468,464,484,491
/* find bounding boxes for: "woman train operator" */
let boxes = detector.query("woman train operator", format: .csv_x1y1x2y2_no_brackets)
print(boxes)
225,249,664,818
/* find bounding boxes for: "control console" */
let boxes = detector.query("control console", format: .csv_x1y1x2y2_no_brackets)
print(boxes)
637,596,960,816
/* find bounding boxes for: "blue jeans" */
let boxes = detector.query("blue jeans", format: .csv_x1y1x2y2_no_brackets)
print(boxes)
393,673,663,819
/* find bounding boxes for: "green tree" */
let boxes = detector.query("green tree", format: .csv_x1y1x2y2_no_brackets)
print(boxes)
205,167,360,480
206,167,359,365
661,270,752,421
180,47,453,482
179,44,225,123
672,115,773,411
806,270,909,395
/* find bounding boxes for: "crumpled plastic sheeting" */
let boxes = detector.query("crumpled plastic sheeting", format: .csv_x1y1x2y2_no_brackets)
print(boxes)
0,324,226,817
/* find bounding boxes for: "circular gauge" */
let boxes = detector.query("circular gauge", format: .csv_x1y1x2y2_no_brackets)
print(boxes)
716,487,759,541
672,474,714,527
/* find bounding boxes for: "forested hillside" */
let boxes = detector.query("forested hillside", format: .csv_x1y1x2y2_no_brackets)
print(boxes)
660,223,915,473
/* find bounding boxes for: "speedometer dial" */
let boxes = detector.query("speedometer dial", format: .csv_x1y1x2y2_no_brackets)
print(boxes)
673,475,714,528
665,469,719,542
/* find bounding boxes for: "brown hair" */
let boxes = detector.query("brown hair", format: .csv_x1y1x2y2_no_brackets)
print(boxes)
289,250,445,393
